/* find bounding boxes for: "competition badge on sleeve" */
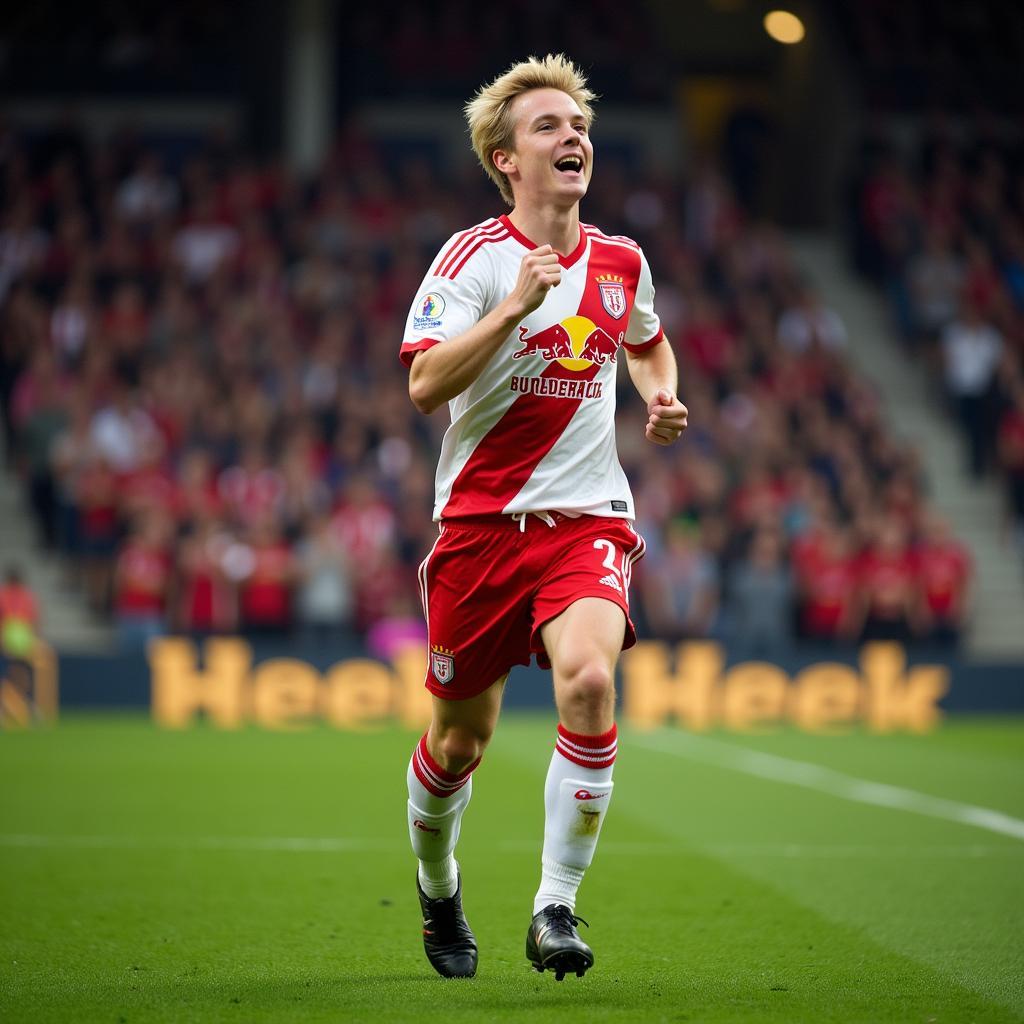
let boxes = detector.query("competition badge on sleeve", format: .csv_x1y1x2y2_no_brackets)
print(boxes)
413,293,446,330
430,644,455,684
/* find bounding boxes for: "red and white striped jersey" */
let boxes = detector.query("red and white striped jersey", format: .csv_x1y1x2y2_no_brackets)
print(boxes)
400,214,663,521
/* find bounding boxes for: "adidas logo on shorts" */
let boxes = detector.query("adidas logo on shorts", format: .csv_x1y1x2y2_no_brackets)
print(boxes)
598,573,623,593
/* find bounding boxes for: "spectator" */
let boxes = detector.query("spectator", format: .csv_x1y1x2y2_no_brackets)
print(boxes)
0,565,40,662
113,512,173,651
332,472,399,575
0,199,48,301
50,276,95,369
680,293,738,381
639,519,720,641
914,514,972,647
90,378,163,475
907,226,963,345
75,454,120,612
724,528,794,657
777,284,848,354
115,152,180,225
794,523,862,645
234,516,297,636
997,382,1024,553
102,282,149,383
858,516,920,643
10,348,70,447
177,449,224,526
941,297,1003,478
16,359,69,548
172,193,239,284
353,546,416,635
217,443,285,530
49,389,98,558
295,512,354,644
174,516,237,636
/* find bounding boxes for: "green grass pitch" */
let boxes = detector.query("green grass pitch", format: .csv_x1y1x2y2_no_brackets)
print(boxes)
1,713,1022,1023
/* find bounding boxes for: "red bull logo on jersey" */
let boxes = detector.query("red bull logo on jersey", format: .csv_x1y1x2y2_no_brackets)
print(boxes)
513,315,622,371
596,274,627,319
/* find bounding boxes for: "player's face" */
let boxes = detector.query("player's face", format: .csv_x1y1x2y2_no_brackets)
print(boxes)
502,88,593,208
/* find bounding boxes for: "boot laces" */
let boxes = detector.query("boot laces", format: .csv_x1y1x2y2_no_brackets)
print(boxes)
544,904,589,934
425,894,457,926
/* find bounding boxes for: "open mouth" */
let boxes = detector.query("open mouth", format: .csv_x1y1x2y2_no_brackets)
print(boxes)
554,155,584,176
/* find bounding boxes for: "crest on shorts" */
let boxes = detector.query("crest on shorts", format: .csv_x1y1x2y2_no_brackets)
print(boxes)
596,275,626,320
430,644,455,684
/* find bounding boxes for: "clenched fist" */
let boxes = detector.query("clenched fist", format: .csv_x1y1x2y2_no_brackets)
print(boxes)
507,245,562,317
645,388,688,445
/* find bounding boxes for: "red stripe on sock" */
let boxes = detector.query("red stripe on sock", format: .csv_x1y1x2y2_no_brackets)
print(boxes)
557,723,618,749
412,734,480,798
417,734,467,784
555,723,617,769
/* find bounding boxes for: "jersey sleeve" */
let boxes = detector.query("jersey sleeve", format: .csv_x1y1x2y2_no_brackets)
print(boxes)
399,240,490,369
622,248,664,354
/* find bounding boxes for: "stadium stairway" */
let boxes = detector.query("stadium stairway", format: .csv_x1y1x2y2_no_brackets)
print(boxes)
790,234,1024,659
0,447,113,653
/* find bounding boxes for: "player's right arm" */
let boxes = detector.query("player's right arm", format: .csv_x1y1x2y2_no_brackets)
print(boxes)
407,245,560,415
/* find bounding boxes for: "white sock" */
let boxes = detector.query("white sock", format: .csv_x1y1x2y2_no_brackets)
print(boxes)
407,732,479,899
533,723,617,915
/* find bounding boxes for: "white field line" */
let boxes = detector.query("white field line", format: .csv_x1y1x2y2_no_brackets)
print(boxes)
701,842,1021,859
500,839,1023,859
0,834,394,852
0,833,1020,859
630,730,1024,843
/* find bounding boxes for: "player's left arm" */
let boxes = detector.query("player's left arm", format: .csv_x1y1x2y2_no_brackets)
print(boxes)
625,338,688,446
622,248,687,445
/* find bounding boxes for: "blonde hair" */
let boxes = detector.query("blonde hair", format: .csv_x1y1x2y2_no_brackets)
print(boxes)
464,54,597,207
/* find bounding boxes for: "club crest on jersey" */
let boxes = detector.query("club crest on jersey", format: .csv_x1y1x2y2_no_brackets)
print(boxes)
413,292,446,330
430,644,455,684
596,275,626,320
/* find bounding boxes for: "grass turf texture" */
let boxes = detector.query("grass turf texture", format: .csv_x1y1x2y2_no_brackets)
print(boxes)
1,715,1022,1023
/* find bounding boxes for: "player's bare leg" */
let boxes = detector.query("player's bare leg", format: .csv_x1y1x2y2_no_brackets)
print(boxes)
426,672,507,773
527,597,625,979
408,674,506,978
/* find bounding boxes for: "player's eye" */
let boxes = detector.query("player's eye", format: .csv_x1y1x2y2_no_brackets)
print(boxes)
574,124,588,134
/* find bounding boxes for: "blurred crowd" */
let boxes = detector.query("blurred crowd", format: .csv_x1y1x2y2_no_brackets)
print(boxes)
2,2,667,106
832,0,1023,115
831,0,1024,114
0,119,973,655
848,117,1024,563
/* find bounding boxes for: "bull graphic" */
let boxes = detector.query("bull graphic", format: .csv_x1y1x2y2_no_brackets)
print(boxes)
513,319,619,365
513,323,574,360
578,328,618,365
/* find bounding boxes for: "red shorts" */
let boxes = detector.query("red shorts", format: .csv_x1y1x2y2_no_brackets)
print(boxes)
417,513,646,700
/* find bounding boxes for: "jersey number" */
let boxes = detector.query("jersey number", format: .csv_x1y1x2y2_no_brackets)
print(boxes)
593,538,634,589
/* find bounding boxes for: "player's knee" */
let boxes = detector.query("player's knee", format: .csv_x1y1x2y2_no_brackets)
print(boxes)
559,658,615,715
434,722,491,774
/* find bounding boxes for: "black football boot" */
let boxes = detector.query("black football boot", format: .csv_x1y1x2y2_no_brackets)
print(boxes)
525,904,594,980
416,874,478,978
